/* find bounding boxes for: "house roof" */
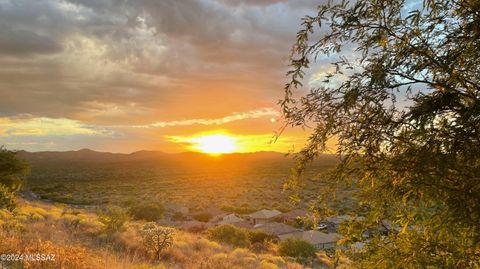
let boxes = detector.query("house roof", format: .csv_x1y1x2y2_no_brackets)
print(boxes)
166,204,189,214
231,221,254,229
279,231,340,245
218,214,244,224
280,209,308,219
247,209,282,219
324,215,352,225
254,222,301,236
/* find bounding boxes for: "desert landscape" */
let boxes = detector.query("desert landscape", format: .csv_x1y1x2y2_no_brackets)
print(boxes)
1,0,479,268
0,149,352,268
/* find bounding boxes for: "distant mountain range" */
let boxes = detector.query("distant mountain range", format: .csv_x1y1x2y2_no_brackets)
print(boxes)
15,149,339,166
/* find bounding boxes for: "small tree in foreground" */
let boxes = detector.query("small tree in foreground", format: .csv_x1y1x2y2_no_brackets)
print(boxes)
139,222,175,260
278,238,317,263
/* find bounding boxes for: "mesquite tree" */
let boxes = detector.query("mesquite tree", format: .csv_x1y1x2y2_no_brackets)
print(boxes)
282,0,479,267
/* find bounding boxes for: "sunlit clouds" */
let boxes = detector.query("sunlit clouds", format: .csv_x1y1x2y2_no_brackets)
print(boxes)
0,0,323,153
0,117,105,137
132,108,280,128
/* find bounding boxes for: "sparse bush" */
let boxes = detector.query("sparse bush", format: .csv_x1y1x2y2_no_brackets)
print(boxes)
278,238,317,263
207,224,250,248
139,222,175,260
193,212,212,222
98,206,128,235
129,202,164,221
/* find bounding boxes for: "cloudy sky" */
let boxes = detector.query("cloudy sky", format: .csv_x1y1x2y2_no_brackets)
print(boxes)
0,0,325,153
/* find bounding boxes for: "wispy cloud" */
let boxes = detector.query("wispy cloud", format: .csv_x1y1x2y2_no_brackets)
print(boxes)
0,117,108,137
132,108,280,128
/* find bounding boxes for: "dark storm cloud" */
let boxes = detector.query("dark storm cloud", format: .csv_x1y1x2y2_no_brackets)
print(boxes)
0,0,320,122
0,28,63,56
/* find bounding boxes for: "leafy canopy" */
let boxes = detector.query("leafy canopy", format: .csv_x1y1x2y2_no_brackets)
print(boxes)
283,0,479,267
0,147,28,192
0,147,28,211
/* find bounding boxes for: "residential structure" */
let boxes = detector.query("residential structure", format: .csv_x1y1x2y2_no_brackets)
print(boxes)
254,222,301,236
218,213,244,225
245,209,282,225
279,231,340,250
166,204,189,215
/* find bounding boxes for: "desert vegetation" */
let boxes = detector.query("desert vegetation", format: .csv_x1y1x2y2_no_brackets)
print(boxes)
0,148,346,268
0,198,346,268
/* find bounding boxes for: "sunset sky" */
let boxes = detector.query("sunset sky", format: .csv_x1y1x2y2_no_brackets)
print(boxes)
0,0,334,153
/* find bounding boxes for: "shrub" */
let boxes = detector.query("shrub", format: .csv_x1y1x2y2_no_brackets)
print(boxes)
221,204,256,214
193,212,212,222
129,202,164,221
247,230,276,244
98,206,128,235
0,184,16,211
259,261,280,269
278,238,317,262
207,224,250,247
139,222,175,260
172,211,186,221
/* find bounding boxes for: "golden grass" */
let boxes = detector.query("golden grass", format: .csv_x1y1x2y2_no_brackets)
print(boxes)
0,199,311,269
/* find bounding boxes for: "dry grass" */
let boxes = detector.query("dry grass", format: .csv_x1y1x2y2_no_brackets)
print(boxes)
0,199,312,269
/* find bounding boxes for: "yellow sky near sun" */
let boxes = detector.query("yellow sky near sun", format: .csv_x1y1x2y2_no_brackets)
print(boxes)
1,114,319,153
165,130,319,154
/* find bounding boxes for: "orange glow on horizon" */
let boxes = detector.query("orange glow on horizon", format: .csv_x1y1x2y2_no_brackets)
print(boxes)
190,134,238,154
165,130,311,154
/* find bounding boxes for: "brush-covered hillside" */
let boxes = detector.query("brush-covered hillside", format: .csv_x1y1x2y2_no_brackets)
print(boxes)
0,198,350,269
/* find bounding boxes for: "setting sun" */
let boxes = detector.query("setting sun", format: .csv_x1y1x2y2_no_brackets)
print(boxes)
190,134,238,154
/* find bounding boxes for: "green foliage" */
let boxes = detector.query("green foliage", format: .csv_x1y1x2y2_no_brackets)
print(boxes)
0,148,28,211
278,238,316,262
207,224,250,248
139,222,174,260
283,0,480,267
0,184,16,211
129,202,164,221
98,206,128,235
193,212,212,222
0,147,29,192
221,204,256,214
247,230,276,244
